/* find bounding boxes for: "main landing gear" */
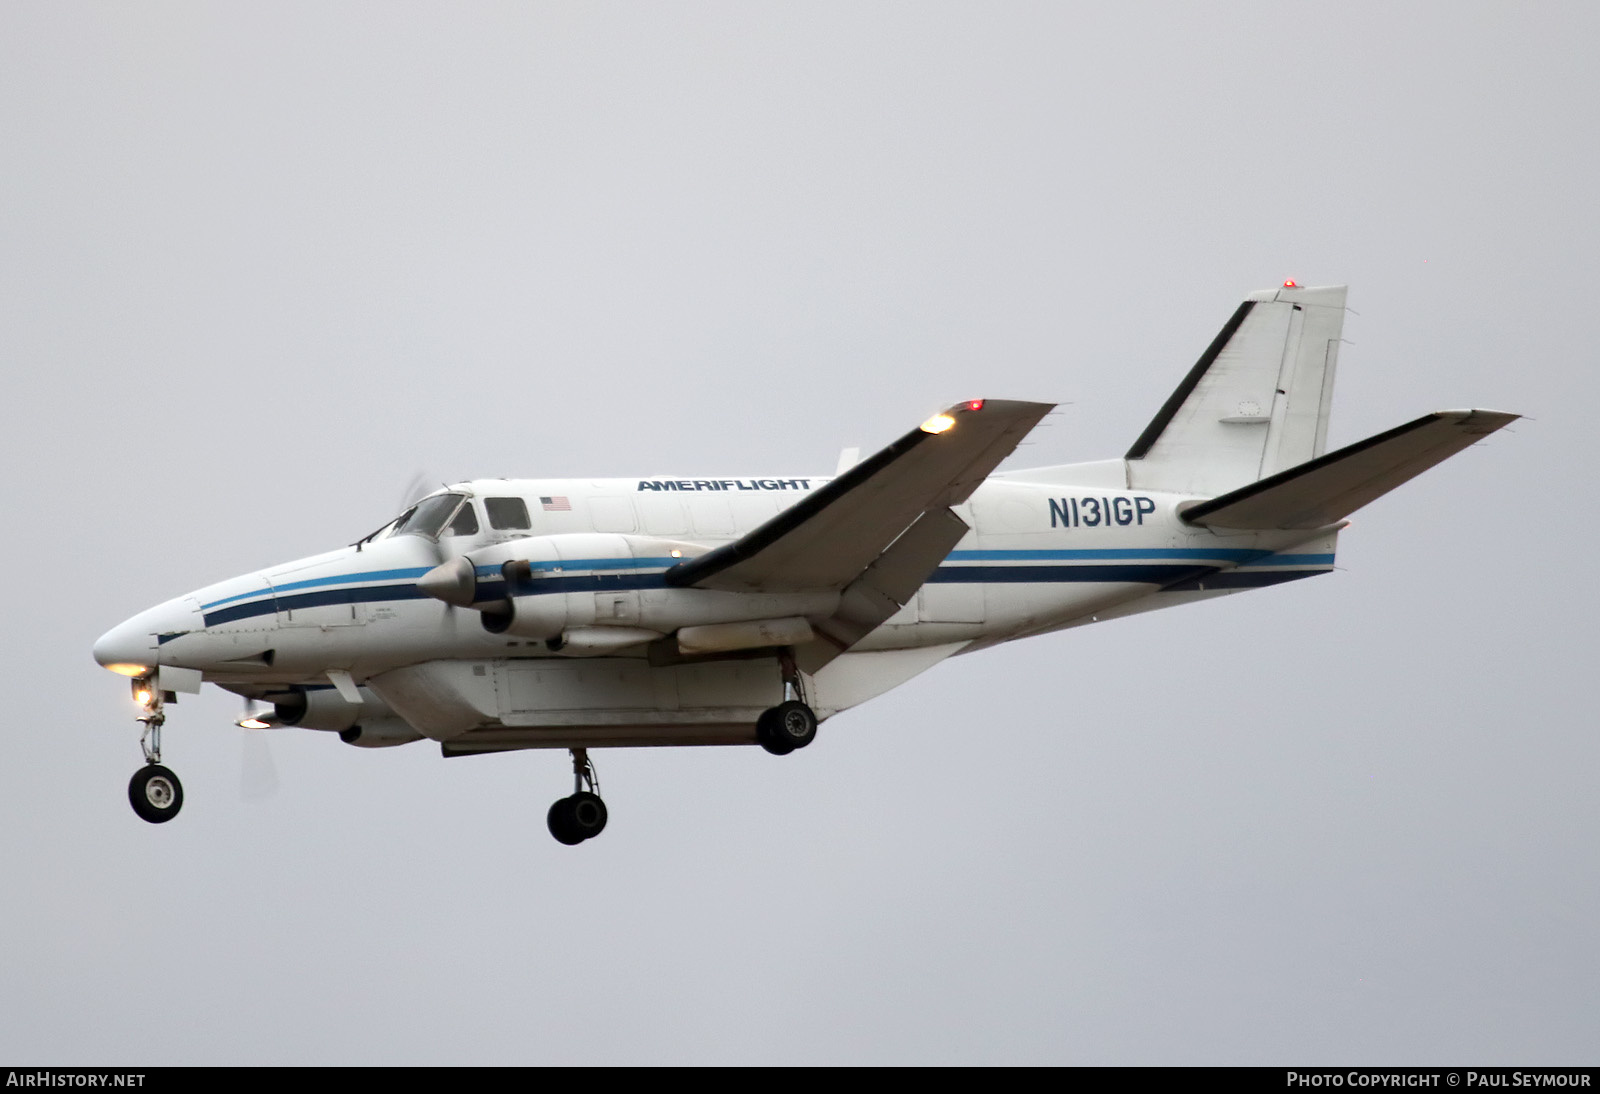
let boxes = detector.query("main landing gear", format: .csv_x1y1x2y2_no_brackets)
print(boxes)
548,748,608,845
757,650,819,756
542,659,819,846
128,678,184,824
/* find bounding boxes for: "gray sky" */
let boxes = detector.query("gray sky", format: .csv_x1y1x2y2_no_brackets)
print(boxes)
3,2,1595,1065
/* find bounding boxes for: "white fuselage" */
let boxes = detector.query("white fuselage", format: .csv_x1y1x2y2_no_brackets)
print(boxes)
93,466,1337,748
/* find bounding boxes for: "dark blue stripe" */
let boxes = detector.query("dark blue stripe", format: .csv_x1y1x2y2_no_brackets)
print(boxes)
947,548,1270,563
202,562,1331,626
926,564,1211,585
1163,569,1330,591
503,572,667,597
203,584,432,626
204,600,279,626
204,573,675,625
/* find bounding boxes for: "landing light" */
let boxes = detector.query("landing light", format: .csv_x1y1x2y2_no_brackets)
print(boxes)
133,688,153,708
105,663,152,678
237,717,272,730
920,413,956,435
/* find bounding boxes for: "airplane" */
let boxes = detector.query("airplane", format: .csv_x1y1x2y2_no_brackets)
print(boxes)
92,283,1518,845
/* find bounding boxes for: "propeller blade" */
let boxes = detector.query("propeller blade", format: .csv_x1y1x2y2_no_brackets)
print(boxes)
398,470,435,511
238,700,281,802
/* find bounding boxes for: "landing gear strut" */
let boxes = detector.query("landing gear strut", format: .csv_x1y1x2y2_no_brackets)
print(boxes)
128,677,183,824
547,748,607,845
757,650,819,756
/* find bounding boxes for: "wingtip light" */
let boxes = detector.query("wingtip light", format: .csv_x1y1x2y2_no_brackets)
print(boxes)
920,413,957,435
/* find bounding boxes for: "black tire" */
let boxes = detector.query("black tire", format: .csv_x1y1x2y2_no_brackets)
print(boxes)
129,764,184,824
547,797,585,845
771,700,817,750
756,708,795,756
568,791,608,840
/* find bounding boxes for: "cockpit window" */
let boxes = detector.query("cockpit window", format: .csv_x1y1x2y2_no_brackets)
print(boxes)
485,497,531,530
445,501,480,537
393,493,467,539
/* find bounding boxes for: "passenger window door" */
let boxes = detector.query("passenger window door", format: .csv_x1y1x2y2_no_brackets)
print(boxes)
485,497,531,531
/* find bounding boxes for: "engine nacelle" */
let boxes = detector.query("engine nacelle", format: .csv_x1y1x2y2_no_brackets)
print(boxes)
421,532,842,645
420,533,705,610
488,586,841,643
273,686,396,733
339,719,425,748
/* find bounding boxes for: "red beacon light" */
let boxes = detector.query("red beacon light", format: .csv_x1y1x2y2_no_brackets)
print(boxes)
1283,279,1299,288
965,399,985,411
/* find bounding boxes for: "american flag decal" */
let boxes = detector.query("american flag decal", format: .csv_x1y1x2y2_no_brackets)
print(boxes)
541,496,571,511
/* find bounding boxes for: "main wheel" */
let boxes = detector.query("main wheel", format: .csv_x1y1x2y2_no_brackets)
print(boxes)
568,791,607,840
771,700,817,751
757,708,795,755
129,764,183,824
547,792,608,845
547,797,584,844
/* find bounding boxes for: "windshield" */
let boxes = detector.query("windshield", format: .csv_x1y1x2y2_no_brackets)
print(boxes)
392,493,468,539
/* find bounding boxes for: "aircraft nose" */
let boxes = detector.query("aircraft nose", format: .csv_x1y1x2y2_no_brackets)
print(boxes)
93,618,157,676
93,599,204,676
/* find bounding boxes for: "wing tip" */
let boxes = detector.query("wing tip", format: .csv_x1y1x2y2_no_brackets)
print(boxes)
1432,408,1522,433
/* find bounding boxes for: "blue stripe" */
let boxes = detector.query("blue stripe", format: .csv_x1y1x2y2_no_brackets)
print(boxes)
202,571,676,626
1164,569,1330,591
503,572,667,597
200,550,1338,625
1245,553,1335,567
201,567,434,609
203,558,679,615
204,583,435,626
947,548,1269,563
929,563,1211,585
479,556,680,575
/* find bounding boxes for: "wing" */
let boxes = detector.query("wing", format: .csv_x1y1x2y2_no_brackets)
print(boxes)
665,398,1053,670
666,399,1053,593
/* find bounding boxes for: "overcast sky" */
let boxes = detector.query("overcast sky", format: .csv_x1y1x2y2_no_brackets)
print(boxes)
3,2,1595,1065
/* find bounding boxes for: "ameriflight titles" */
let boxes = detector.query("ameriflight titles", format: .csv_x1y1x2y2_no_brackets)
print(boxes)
636,479,814,492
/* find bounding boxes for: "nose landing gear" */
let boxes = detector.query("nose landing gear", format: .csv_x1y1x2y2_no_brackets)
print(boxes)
548,748,608,845
128,677,183,824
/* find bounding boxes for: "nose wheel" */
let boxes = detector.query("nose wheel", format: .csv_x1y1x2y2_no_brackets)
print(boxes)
128,677,184,824
548,748,608,845
129,763,184,823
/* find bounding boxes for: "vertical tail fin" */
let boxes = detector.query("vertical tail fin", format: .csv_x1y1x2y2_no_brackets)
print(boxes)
1126,284,1347,496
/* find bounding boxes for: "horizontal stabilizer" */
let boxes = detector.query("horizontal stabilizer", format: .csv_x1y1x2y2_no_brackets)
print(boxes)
1182,409,1518,530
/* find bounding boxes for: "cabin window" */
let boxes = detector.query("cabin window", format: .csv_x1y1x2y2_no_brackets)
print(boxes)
444,501,480,537
485,497,532,531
